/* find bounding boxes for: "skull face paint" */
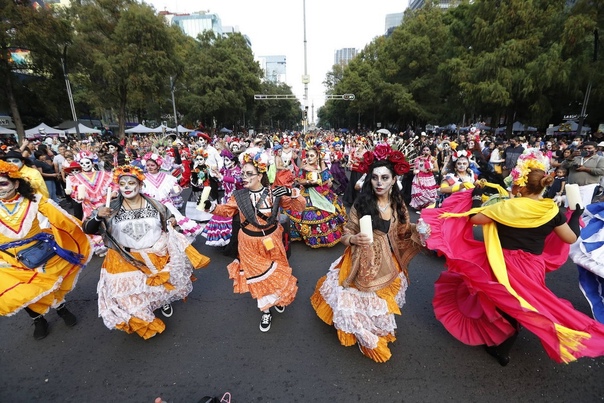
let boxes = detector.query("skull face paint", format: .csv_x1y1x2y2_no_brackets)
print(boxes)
0,176,18,200
5,158,23,170
455,158,469,172
108,145,117,154
224,157,235,169
370,166,396,197
79,158,93,172
118,176,141,200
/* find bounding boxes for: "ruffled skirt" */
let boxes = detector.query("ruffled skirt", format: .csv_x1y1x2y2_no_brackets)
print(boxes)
202,215,233,247
226,224,298,311
285,186,346,248
97,228,210,339
409,172,439,209
310,250,408,363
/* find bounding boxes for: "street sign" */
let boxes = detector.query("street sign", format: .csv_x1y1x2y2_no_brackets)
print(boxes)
254,94,298,100
325,94,355,100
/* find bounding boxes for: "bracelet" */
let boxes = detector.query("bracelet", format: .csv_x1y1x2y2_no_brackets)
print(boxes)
92,212,102,222
349,236,355,246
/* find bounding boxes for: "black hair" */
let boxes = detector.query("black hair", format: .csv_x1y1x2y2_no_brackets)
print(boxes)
2,176,37,201
353,159,408,224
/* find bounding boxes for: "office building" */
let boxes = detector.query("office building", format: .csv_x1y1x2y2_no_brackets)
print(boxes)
334,48,358,67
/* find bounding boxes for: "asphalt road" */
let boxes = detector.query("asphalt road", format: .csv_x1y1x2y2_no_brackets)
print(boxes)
1,211,604,403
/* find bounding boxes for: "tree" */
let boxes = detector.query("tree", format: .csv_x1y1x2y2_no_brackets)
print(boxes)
71,0,180,138
0,1,72,142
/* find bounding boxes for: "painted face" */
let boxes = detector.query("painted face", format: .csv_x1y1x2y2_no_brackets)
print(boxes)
80,158,93,172
0,176,18,200
5,158,23,169
146,160,159,174
118,176,141,200
370,166,396,197
108,145,116,153
422,147,431,155
195,156,206,166
241,163,261,190
468,140,475,149
455,158,469,172
199,139,207,148
224,157,235,169
306,150,318,164
442,143,450,150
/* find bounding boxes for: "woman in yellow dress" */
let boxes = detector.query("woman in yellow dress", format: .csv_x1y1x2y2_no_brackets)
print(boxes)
0,160,92,340
311,146,422,362
83,165,210,339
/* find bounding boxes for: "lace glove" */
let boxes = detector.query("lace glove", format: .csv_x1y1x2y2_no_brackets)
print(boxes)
568,204,584,238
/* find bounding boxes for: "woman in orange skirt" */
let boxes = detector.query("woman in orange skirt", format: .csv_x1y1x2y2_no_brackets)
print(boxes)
311,146,422,362
84,165,210,339
204,151,305,332
0,160,92,340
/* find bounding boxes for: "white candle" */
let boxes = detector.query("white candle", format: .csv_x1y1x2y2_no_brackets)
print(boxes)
309,172,318,182
359,215,373,243
105,187,112,207
199,186,212,207
565,184,583,210
77,185,86,200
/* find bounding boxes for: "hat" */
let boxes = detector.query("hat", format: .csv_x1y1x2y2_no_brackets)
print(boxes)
197,132,211,142
220,149,235,160
1,150,25,161
597,141,604,147
63,161,82,173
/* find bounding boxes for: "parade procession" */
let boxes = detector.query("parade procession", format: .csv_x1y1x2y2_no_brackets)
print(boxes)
3,0,604,401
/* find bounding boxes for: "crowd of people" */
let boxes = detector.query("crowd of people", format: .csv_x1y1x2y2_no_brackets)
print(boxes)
1,125,604,366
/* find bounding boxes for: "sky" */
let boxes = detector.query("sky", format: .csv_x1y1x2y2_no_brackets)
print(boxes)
144,0,410,118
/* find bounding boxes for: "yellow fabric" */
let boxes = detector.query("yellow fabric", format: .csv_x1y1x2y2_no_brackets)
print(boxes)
20,165,49,198
440,196,590,362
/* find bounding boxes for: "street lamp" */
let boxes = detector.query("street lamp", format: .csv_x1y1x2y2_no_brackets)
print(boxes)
170,76,180,137
61,45,80,139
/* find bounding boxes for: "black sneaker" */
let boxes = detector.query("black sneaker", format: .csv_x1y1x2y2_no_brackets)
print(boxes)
160,304,173,317
33,316,49,340
259,312,272,332
274,305,285,314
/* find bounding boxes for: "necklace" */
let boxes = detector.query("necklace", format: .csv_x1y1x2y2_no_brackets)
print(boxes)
123,196,143,210
378,203,389,212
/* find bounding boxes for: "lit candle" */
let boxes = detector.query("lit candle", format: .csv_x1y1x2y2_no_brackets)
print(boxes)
77,185,86,200
196,186,212,211
105,187,112,208
565,184,583,210
359,215,373,243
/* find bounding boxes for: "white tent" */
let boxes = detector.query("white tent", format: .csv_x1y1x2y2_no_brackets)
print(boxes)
25,123,63,137
175,125,193,133
0,126,17,135
64,123,102,134
125,124,155,133
495,121,537,134
150,124,175,133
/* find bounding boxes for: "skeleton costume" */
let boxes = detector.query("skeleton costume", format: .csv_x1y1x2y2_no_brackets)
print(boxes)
84,166,210,339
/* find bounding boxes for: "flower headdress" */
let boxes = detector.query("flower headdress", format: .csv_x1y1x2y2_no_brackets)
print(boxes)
510,149,547,187
113,165,145,184
451,149,469,162
194,148,208,159
142,152,164,167
241,152,268,173
0,160,22,178
359,144,410,175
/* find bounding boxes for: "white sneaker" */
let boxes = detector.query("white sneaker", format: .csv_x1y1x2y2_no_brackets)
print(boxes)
259,312,272,332
274,305,285,314
160,304,173,317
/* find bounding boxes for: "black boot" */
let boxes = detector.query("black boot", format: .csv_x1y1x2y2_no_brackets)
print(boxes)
56,304,77,327
33,315,50,340
485,332,518,367
25,307,50,340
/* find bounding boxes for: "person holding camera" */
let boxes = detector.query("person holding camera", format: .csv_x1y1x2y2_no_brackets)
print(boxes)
561,141,604,208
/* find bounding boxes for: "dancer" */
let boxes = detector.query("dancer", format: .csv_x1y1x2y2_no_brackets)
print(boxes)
202,149,243,247
329,141,348,195
142,152,203,240
0,160,92,339
286,146,346,248
311,146,420,362
83,165,210,339
203,152,305,332
1,150,49,198
409,145,439,211
422,150,604,365
342,136,368,206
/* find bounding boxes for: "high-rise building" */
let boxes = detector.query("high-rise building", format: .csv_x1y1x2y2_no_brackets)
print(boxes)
258,56,287,83
408,0,462,10
163,11,222,39
334,48,358,67
385,12,404,35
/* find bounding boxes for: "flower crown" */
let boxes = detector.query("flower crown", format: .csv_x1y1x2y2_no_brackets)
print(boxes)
194,148,208,158
359,144,410,175
510,150,547,187
242,152,268,173
142,152,164,167
452,149,469,161
0,160,22,178
113,165,146,183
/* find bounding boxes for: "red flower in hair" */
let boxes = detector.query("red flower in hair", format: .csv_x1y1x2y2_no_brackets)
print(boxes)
393,161,411,175
389,150,405,164
364,151,375,166
373,144,392,160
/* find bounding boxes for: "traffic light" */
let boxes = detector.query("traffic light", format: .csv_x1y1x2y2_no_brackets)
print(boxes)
303,107,308,120
343,94,355,100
